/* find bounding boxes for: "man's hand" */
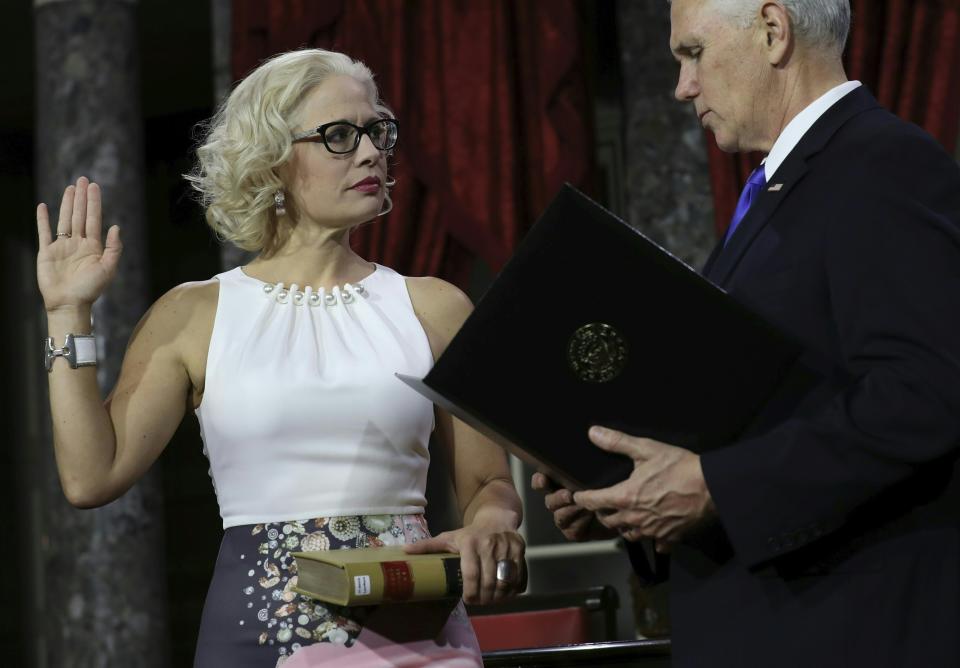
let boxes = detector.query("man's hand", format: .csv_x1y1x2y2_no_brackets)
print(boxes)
574,426,715,553
531,471,618,542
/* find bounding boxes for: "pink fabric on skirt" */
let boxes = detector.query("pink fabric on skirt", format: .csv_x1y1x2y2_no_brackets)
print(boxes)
283,601,481,667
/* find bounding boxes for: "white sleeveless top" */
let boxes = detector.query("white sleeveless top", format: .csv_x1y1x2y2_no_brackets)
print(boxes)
195,264,436,529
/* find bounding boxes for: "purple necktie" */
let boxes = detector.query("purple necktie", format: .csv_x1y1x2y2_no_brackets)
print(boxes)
724,165,767,246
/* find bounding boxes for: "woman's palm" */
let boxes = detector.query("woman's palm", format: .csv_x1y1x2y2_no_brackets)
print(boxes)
36,177,122,310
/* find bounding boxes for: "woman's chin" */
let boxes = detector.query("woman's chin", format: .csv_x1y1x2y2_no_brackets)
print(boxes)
352,203,387,225
300,207,383,231
342,200,386,225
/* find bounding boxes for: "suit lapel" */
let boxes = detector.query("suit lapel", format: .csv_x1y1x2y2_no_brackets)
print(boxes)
705,159,810,285
700,238,726,276
702,87,882,287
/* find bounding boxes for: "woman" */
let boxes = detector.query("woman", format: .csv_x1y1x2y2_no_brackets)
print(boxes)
36,49,525,667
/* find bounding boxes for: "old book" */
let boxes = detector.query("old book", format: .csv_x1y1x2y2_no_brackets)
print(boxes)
292,547,463,606
398,184,812,491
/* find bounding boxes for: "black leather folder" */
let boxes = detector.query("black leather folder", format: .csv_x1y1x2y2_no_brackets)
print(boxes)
397,185,805,491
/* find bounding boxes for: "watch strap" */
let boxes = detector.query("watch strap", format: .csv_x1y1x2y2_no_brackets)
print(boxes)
45,334,97,371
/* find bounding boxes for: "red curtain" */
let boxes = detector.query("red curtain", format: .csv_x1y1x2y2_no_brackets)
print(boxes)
707,0,960,237
232,1,593,288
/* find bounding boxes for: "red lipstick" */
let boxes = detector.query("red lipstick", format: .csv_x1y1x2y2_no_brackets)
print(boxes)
350,176,381,193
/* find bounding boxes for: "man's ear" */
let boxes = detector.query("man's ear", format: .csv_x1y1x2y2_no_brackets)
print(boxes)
761,2,792,66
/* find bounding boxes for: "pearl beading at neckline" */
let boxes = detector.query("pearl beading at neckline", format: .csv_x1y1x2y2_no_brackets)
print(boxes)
262,281,366,306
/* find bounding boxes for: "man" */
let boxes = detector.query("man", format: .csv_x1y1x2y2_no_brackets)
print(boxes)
534,1,960,665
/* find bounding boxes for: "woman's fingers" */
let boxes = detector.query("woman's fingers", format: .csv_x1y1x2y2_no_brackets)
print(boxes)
514,536,528,591
56,185,75,236
477,533,527,604
85,182,102,243
493,535,525,602
101,225,123,274
451,529,526,605
37,203,52,247
459,544,480,604
37,179,117,310
477,536,500,604
46,178,106,249
460,533,519,605
71,176,88,239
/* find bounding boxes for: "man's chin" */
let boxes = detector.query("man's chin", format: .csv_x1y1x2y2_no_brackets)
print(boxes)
711,130,739,153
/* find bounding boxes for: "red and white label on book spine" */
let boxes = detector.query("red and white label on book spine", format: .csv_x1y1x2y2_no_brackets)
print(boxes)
380,561,414,601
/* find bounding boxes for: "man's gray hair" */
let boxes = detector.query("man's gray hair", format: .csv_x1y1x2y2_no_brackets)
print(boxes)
714,0,851,54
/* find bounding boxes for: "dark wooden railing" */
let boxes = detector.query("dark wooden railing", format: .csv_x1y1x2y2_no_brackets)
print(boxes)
482,638,672,667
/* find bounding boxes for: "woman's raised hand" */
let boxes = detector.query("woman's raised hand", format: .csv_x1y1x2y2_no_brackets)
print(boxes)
36,177,122,312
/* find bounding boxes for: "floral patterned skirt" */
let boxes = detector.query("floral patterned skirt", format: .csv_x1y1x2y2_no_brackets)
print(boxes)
194,514,481,668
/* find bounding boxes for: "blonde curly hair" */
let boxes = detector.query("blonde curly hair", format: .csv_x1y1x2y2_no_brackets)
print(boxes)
186,49,394,253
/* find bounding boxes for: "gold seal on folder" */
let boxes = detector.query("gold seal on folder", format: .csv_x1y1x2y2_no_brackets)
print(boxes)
568,323,628,383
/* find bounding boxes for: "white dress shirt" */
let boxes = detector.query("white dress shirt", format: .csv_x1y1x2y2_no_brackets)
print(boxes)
764,80,862,181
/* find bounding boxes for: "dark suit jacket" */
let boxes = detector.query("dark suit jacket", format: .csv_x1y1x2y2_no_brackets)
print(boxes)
665,87,960,667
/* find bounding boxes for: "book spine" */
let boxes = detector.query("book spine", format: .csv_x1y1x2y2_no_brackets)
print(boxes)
345,557,462,604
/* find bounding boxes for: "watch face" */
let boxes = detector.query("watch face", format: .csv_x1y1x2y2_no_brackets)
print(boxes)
71,335,98,367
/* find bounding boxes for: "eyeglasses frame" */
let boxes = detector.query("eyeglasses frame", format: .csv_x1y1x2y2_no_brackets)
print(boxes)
291,118,399,154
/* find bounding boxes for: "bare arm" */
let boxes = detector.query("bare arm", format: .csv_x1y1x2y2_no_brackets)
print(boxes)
38,177,213,507
403,276,525,604
434,401,522,531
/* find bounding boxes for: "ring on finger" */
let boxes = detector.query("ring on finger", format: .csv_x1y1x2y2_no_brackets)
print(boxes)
495,559,518,585
56,232,71,238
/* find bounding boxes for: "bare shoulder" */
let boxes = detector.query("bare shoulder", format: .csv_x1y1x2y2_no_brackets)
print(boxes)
114,278,219,406
140,278,219,340
405,276,473,358
127,279,218,372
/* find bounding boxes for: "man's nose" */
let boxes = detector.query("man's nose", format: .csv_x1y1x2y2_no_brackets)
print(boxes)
674,66,699,102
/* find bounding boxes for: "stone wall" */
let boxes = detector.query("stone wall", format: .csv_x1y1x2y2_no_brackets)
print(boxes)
33,1,169,664
618,0,716,269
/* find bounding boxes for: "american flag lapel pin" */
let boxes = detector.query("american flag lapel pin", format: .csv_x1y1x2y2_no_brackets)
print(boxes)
768,183,784,192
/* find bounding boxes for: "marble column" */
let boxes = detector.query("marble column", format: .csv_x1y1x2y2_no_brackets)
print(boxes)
615,0,716,637
34,1,169,665
211,0,232,105
618,0,716,270
211,0,256,271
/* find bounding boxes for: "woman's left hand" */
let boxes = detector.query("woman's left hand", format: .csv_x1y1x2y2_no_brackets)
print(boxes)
404,517,526,605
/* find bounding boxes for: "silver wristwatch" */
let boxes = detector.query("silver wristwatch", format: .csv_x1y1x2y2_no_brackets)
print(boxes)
44,334,97,371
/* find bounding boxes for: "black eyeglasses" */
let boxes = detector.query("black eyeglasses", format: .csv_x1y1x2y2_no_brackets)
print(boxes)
292,118,399,154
